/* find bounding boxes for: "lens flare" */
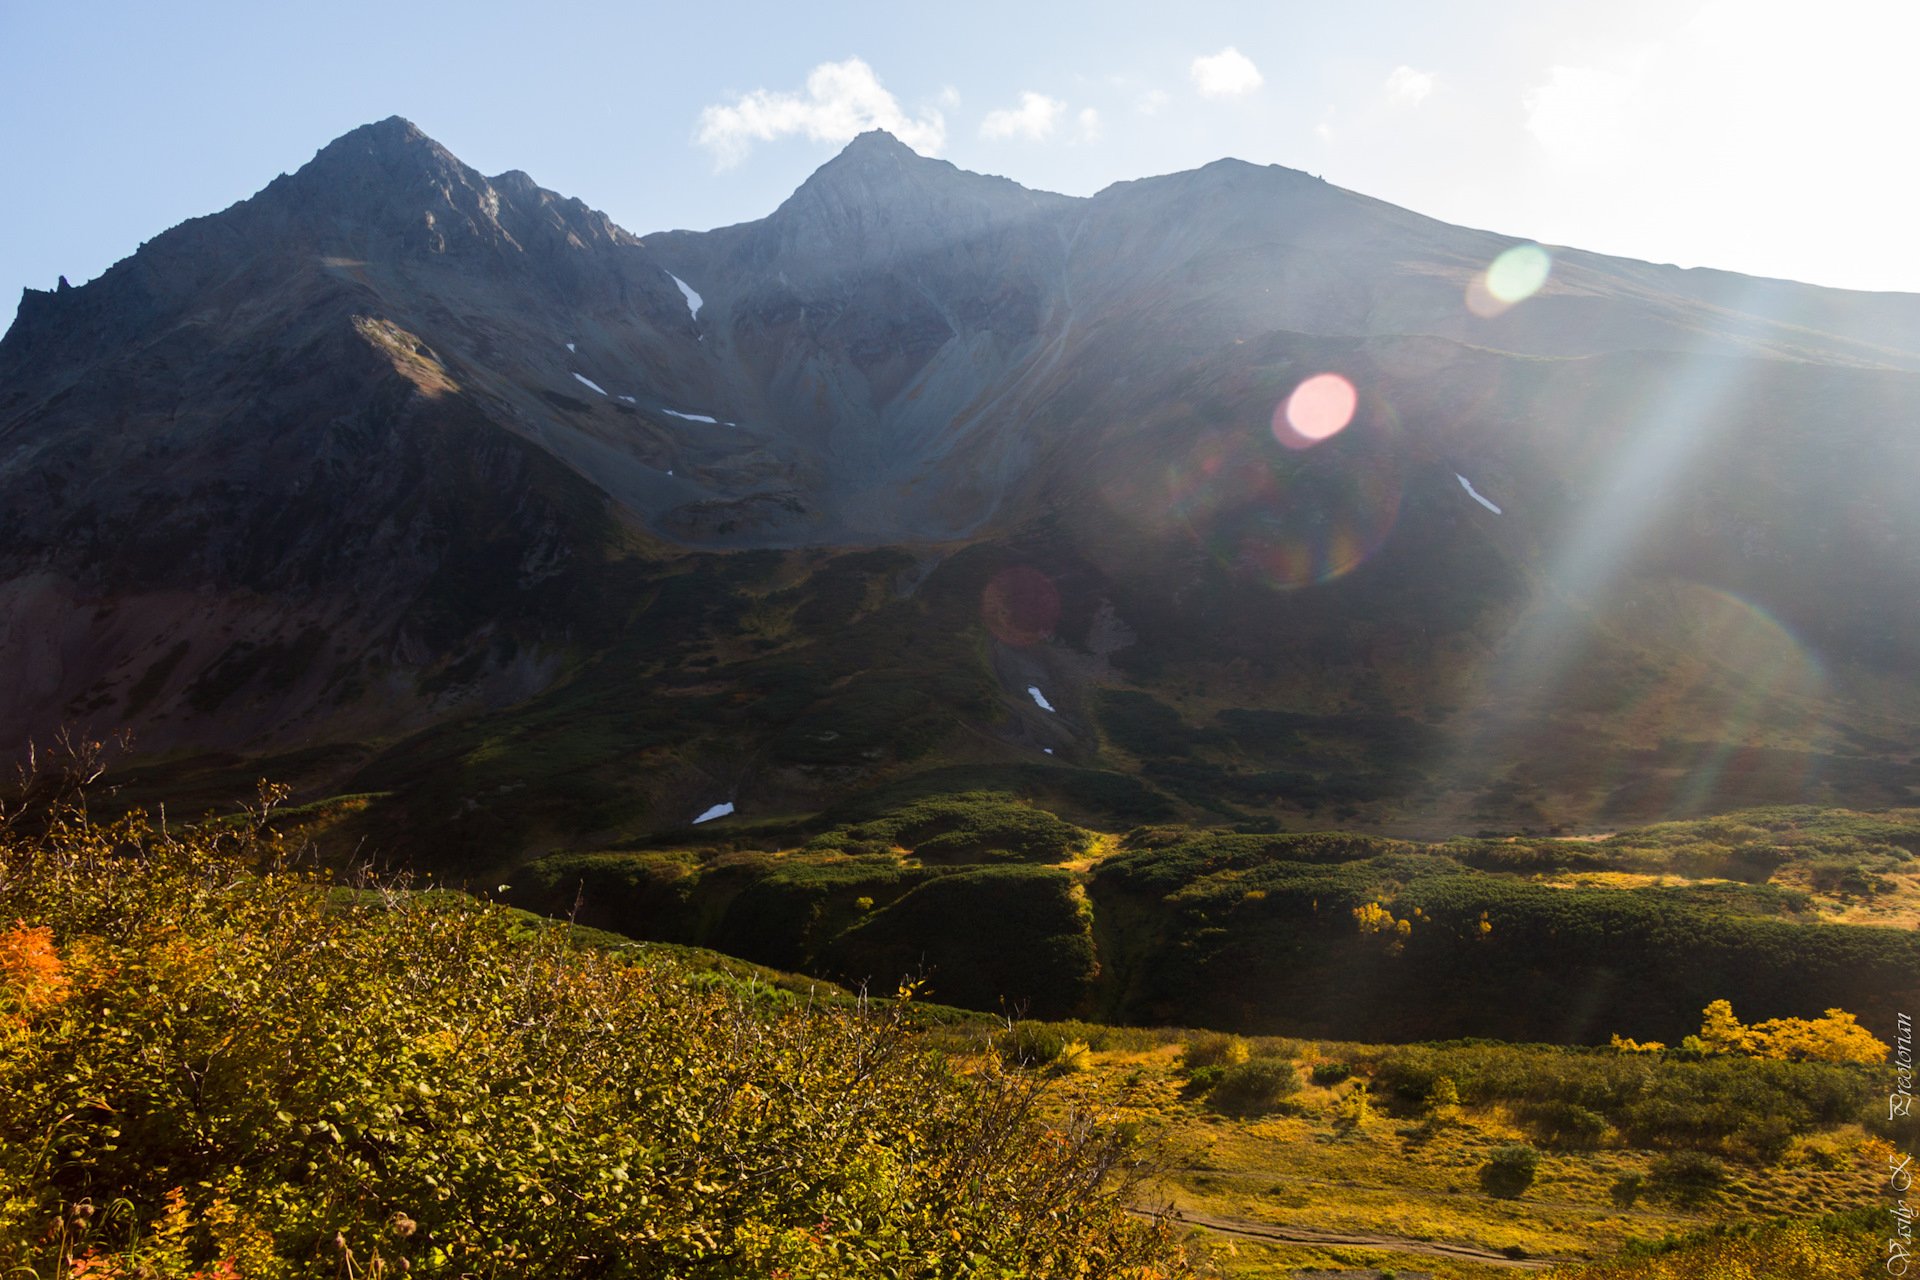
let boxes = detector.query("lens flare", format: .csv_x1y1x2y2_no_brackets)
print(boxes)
980,566,1061,647
1093,380,1405,593
1466,243,1552,317
1211,452,1404,591
1478,582,1832,830
1274,373,1358,450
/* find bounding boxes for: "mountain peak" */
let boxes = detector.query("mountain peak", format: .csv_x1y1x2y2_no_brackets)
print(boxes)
838,129,918,159
343,114,430,145
723,130,1077,277
300,116,464,184
779,130,1064,222
802,129,931,189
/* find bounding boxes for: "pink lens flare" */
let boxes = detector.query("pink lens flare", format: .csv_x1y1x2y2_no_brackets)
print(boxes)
1275,373,1358,449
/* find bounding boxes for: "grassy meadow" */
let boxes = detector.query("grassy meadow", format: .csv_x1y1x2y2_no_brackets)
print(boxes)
5,750,1914,1277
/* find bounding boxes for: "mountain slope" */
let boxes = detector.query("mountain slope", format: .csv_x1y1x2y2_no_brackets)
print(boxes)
5,118,1920,860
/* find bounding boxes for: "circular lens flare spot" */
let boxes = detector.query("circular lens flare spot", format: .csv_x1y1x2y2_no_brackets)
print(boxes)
1488,244,1551,301
980,566,1061,647
1275,373,1357,450
1468,243,1552,317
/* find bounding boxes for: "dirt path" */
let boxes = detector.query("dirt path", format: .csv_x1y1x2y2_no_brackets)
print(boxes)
1138,1207,1573,1270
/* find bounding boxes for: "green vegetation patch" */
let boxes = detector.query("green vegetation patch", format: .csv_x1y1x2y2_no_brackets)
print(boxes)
831,866,1099,1017
807,790,1092,863
1089,832,1920,1042
0,793,1187,1280
1559,1208,1882,1279
1370,1041,1879,1160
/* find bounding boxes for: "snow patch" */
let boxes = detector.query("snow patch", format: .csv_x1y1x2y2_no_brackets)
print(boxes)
1043,747,1054,755
669,273,703,320
617,394,637,404
1456,474,1502,514
1027,686,1056,713
572,373,608,396
564,341,576,353
692,802,734,824
661,409,721,424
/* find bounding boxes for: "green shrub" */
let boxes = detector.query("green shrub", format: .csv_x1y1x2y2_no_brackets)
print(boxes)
1372,1040,1876,1156
1521,1100,1608,1148
1806,859,1890,897
1736,1115,1797,1164
1424,1074,1461,1115
1000,1021,1068,1067
810,792,1090,864
1181,1032,1251,1073
1563,1208,1881,1279
1208,1058,1302,1115
1480,1144,1541,1197
1649,1151,1728,1206
1310,1061,1353,1086
1609,1171,1647,1208
1183,1065,1226,1095
828,865,1098,1017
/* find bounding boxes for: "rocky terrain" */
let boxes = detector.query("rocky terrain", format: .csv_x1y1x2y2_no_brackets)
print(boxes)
4,117,1920,859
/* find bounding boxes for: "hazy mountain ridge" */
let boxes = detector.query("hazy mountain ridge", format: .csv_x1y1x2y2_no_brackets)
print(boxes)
4,117,1920,849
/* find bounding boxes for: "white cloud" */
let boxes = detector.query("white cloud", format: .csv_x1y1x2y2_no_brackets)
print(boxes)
1077,107,1102,142
1136,88,1171,116
1191,47,1263,98
980,91,1066,141
1523,64,1642,170
694,58,946,168
1384,65,1436,107
936,84,962,109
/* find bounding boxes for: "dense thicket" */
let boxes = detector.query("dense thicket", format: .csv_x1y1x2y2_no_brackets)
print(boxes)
1548,1209,1884,1279
0,786,1187,1279
1367,1041,1888,1160
517,803,1920,1043
1088,835,1920,1041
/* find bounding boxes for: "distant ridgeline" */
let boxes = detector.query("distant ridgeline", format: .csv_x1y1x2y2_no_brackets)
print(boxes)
509,796,1920,1045
10,119,1920,858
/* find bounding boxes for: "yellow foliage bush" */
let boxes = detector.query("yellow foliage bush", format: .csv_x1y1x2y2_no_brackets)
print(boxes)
1695,998,1887,1063
0,776,1193,1280
1181,1032,1251,1072
1609,1034,1666,1054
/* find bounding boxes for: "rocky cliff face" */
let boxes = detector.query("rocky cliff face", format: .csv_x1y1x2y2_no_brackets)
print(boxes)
5,118,1920,848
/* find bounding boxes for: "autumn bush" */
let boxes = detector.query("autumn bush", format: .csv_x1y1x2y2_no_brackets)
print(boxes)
1480,1144,1541,1198
1178,1032,1250,1073
1550,1209,1881,1279
1370,1039,1879,1158
0,773,1190,1280
1646,1152,1728,1208
1206,1058,1301,1116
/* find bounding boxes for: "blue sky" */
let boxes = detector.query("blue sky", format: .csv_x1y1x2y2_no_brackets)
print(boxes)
4,0,1917,312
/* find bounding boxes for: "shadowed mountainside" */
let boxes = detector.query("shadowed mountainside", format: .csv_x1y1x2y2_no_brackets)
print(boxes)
5,117,1920,859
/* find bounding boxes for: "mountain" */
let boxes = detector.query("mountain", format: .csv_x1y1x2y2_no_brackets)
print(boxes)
5,117,1920,868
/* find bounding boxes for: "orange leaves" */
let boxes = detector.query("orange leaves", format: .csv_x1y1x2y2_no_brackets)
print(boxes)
1,922,70,1018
